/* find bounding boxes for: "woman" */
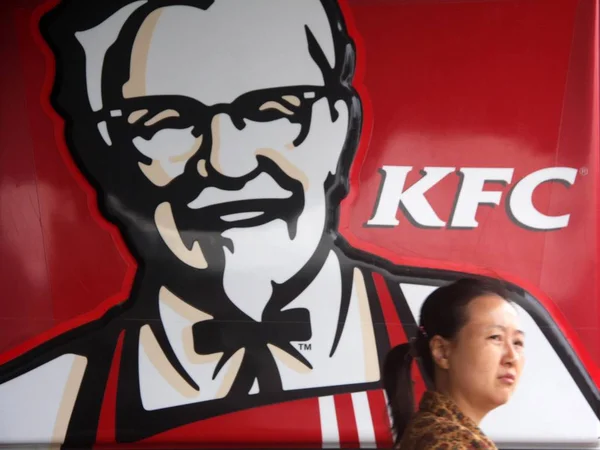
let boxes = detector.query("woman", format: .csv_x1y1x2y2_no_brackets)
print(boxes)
383,278,525,449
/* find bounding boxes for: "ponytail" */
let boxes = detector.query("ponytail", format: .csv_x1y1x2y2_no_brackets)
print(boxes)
382,343,415,445
382,278,513,445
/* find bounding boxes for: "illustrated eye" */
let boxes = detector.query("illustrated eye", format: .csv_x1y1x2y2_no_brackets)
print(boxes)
129,108,183,129
142,109,180,126
127,108,195,140
243,94,303,123
259,101,295,116
282,95,302,106
128,109,149,124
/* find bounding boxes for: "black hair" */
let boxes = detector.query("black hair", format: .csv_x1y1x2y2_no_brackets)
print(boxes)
382,277,512,444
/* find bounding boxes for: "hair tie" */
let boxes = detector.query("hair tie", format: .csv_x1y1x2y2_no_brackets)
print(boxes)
408,337,419,359
408,327,429,360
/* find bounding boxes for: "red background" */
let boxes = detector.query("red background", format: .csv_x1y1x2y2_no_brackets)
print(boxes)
1,0,598,387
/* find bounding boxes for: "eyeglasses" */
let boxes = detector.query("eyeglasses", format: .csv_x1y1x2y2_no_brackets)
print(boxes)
97,85,331,147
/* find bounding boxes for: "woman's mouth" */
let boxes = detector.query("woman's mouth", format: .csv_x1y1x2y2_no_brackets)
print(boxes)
498,373,516,385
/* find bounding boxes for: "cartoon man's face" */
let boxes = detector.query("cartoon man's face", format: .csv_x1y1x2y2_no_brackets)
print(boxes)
72,0,356,320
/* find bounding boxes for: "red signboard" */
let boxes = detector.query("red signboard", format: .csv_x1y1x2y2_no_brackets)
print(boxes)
0,0,598,448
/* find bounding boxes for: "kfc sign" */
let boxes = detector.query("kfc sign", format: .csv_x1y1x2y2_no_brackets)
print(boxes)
368,166,577,230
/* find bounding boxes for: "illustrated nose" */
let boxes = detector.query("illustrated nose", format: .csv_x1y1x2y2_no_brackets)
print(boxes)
207,113,259,178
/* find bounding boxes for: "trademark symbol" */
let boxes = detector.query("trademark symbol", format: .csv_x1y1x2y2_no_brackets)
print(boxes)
299,343,312,351
580,167,588,176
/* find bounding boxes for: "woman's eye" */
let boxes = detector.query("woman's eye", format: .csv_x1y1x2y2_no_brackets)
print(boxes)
514,340,525,347
489,335,502,341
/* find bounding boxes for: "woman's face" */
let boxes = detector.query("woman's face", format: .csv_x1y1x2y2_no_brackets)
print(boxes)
444,295,525,414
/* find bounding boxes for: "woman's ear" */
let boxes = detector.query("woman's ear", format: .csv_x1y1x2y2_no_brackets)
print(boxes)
430,335,451,370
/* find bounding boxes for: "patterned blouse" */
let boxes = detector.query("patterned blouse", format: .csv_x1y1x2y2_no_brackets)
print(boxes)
397,391,498,450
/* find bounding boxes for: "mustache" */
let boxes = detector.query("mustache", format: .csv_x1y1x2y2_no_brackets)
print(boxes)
187,172,293,211
165,156,305,239
167,156,303,206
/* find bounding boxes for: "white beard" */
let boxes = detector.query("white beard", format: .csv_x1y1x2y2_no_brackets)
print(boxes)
221,191,327,322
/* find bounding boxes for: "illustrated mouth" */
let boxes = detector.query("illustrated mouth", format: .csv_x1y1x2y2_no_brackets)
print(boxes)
181,172,303,235
190,199,293,229
220,211,264,222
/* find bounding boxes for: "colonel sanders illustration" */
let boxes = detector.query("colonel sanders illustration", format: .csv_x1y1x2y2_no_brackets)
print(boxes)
0,0,598,448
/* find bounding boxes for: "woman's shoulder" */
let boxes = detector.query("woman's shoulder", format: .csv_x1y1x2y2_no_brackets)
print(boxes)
400,412,496,450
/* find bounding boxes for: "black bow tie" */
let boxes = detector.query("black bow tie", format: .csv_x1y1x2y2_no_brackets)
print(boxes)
191,307,312,395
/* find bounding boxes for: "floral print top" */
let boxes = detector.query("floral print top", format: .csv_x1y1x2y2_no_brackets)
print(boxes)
397,391,497,450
